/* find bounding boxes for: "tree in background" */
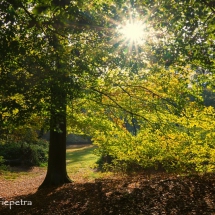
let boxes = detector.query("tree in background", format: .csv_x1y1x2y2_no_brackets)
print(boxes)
67,1,215,173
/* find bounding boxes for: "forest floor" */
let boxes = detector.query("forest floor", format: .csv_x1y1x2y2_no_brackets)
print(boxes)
0,146,215,214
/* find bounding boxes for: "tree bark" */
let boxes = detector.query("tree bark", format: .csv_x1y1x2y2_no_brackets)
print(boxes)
39,91,72,188
39,31,73,188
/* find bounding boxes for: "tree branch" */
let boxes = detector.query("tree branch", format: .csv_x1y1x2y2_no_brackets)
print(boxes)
201,0,215,14
89,87,153,125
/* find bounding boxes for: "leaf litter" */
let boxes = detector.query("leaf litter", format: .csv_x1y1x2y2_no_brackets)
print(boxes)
1,170,215,214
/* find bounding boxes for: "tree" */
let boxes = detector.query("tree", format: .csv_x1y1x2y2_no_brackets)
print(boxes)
66,1,215,173
1,0,215,186
0,0,125,186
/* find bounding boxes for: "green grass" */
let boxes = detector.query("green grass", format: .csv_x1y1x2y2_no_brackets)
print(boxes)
0,145,113,181
1,171,28,180
66,145,112,181
66,146,98,171
0,166,45,180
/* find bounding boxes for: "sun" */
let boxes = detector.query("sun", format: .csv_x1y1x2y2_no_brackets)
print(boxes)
118,20,146,45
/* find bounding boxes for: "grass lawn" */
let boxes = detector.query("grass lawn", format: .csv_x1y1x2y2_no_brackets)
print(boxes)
66,145,112,182
0,145,112,182
1,145,215,214
66,145,98,171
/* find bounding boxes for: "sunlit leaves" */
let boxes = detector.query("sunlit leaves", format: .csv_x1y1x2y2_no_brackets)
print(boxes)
72,60,215,173
1,0,215,175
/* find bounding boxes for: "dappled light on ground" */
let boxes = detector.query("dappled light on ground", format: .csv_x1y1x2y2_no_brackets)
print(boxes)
66,145,112,182
1,173,215,214
1,145,215,214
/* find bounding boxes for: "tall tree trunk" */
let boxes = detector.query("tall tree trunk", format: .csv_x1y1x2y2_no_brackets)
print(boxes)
39,91,72,188
39,32,72,188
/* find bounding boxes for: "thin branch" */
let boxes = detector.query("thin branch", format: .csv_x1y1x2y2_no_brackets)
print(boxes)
124,84,179,108
20,3,36,21
89,87,153,125
118,86,137,135
201,0,215,14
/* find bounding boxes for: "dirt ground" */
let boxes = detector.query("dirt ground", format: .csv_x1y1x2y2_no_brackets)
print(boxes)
1,169,215,215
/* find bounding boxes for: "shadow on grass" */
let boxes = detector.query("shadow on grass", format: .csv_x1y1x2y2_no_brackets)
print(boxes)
66,146,98,165
6,166,37,173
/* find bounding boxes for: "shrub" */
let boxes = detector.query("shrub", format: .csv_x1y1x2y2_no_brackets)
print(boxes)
93,120,215,174
0,142,22,160
0,156,4,165
0,156,8,171
96,154,114,171
21,142,48,166
0,139,48,167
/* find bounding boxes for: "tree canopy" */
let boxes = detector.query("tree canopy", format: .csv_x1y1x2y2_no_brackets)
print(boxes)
1,0,215,186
